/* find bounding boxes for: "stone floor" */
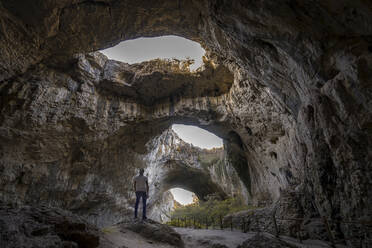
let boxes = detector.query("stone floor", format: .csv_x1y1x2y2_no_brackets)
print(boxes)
100,225,346,248
99,225,175,248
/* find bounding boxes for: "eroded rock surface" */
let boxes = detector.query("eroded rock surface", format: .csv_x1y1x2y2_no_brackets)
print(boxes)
237,234,296,248
0,0,371,246
118,219,184,247
0,203,100,248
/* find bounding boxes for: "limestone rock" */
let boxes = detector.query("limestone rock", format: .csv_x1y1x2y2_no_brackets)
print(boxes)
0,203,100,248
237,234,296,248
118,219,183,247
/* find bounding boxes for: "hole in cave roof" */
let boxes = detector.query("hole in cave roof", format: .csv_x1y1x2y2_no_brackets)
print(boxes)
100,35,205,71
172,124,223,149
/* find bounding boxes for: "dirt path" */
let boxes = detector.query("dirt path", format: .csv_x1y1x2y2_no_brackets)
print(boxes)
175,228,252,247
99,225,176,248
175,228,345,248
99,225,344,248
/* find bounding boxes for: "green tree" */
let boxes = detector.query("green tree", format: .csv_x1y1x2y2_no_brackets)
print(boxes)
169,195,255,227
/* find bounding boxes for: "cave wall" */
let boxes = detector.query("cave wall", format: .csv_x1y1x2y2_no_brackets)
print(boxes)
0,0,371,242
148,190,175,223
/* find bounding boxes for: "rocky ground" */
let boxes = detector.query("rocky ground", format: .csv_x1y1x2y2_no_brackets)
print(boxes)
0,203,100,248
0,203,181,248
118,219,183,247
100,225,344,248
1,203,345,248
174,228,343,248
99,225,177,248
146,128,248,222
175,228,248,248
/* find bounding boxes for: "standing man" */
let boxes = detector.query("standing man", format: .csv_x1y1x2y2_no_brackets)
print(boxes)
133,168,149,220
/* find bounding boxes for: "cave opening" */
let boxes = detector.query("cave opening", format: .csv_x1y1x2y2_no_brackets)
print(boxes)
171,124,223,149
169,187,197,206
100,35,205,71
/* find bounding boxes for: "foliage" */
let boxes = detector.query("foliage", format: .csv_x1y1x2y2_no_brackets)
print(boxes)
167,195,255,227
144,58,196,72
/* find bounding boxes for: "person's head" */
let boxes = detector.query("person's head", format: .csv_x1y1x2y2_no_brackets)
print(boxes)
139,168,144,175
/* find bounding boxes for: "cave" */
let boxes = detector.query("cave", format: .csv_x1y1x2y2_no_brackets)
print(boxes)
150,187,197,223
144,127,245,224
0,1,371,247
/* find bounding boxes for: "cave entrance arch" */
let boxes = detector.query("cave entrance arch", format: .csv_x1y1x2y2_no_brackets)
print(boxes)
149,187,198,223
158,159,227,201
144,122,250,217
147,157,228,223
170,187,198,206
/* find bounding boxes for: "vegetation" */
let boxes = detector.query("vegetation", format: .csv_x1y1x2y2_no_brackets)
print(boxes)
167,194,255,228
144,57,196,72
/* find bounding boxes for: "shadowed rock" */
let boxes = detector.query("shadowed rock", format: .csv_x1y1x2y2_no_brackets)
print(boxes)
0,203,100,248
237,234,296,248
118,219,184,247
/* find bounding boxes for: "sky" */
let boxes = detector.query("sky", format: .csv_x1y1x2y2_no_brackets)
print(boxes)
172,124,223,149
170,188,194,205
100,35,205,70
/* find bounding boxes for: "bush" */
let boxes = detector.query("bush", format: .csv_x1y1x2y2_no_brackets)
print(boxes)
167,195,255,228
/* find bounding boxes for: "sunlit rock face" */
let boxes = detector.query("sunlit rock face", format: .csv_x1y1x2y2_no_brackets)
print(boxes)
0,0,371,245
148,191,175,223
0,204,101,248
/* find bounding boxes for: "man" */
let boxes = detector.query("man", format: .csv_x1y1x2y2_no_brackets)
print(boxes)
133,168,149,220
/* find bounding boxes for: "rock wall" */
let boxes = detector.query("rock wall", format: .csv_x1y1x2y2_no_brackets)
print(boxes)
0,0,371,244
148,191,175,223
0,203,101,248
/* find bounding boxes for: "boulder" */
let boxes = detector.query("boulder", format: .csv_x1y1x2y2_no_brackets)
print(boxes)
118,219,184,247
237,234,296,248
0,203,100,248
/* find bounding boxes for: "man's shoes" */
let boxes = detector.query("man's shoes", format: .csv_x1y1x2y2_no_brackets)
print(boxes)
142,217,147,221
